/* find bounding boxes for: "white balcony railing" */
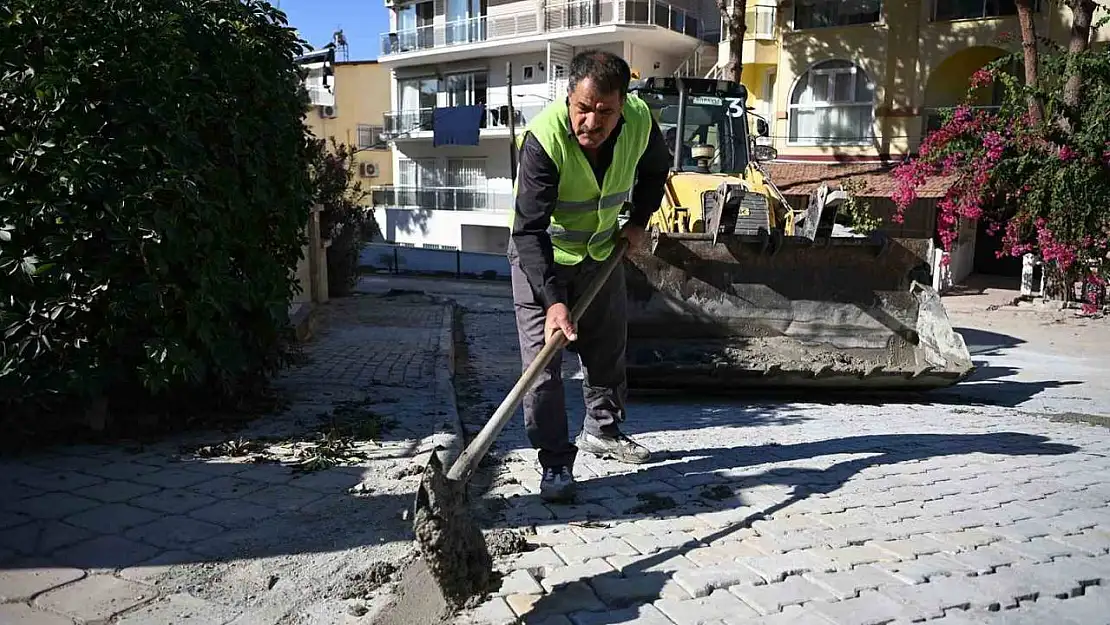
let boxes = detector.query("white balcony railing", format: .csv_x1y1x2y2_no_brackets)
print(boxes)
381,0,703,56
383,102,548,137
372,186,514,212
305,85,335,107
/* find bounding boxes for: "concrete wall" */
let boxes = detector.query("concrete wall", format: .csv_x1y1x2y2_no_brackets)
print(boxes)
375,206,512,252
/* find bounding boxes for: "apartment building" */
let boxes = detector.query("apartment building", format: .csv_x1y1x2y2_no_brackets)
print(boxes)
373,0,721,253
299,48,396,193
727,0,1108,287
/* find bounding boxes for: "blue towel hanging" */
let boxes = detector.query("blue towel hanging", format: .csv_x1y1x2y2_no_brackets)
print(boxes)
433,105,484,146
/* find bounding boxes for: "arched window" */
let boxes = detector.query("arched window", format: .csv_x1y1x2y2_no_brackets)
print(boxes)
788,60,875,145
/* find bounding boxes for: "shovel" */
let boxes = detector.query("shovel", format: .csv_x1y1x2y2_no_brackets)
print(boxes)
412,235,631,608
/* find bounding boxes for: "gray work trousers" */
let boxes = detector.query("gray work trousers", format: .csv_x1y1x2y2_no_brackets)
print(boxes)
508,241,629,469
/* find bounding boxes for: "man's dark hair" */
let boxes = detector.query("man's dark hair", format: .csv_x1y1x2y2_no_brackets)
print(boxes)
568,50,631,99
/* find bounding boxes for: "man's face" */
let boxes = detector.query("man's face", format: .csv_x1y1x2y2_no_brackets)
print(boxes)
568,77,623,150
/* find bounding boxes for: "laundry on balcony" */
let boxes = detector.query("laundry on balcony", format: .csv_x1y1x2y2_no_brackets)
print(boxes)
432,105,484,146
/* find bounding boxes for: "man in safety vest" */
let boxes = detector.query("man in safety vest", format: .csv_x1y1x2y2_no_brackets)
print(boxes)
507,50,671,502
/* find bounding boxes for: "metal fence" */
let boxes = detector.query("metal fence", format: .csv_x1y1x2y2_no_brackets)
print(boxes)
359,242,511,280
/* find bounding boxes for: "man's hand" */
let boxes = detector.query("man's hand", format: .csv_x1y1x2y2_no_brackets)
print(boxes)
544,303,577,343
620,222,648,248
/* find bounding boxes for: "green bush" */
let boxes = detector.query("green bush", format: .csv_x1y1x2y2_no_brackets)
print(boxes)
308,139,377,297
0,0,316,436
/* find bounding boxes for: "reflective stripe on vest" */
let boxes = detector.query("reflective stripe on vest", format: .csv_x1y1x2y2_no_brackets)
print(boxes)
511,95,653,265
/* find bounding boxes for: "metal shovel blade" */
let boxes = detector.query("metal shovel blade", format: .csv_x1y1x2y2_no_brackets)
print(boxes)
412,448,493,609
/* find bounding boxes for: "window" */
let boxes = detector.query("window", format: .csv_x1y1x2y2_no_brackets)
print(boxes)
445,0,487,44
447,158,487,210
793,0,881,29
444,71,488,107
393,1,434,52
357,124,384,149
933,0,1035,21
522,65,535,82
398,76,438,110
788,60,875,145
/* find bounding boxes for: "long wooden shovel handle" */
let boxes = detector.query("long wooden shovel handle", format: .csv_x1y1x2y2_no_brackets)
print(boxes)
445,236,631,483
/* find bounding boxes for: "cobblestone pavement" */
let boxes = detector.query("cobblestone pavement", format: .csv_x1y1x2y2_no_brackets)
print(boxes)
0,291,460,624
371,275,1110,625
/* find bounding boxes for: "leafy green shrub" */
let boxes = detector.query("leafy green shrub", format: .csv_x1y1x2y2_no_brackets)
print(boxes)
0,0,316,436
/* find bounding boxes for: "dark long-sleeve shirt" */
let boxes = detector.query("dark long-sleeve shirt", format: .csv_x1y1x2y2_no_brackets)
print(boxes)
511,113,671,310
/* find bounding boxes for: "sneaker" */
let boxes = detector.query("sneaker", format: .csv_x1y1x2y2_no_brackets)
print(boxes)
576,430,651,464
539,465,576,503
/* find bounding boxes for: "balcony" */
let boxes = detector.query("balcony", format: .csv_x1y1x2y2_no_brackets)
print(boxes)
372,186,514,212
383,102,548,139
745,5,776,40
380,0,703,58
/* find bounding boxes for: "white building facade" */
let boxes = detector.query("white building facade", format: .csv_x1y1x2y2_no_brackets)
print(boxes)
374,0,720,253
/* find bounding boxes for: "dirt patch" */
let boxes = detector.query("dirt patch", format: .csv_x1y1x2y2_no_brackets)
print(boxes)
699,485,733,501
340,561,399,599
630,492,678,514
484,529,531,557
1048,412,1110,428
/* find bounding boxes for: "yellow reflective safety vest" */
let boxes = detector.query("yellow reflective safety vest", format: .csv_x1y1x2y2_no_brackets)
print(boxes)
513,95,653,265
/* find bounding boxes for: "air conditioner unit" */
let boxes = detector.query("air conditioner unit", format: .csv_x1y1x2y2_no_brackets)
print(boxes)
319,104,338,119
360,162,380,178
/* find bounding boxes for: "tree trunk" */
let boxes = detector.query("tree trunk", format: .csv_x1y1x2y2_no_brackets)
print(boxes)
1058,0,1097,134
717,0,747,83
1014,0,1044,126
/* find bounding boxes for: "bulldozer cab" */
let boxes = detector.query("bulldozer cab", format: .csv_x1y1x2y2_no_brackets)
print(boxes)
631,76,754,175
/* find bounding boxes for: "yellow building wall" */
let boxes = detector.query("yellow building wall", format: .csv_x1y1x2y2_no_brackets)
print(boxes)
304,61,394,194
724,0,1110,160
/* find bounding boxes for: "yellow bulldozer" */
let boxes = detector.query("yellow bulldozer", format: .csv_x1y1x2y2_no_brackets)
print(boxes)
621,75,974,391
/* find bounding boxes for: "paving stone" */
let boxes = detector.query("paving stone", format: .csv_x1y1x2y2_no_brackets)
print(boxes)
187,500,278,528
524,616,573,625
16,470,104,492
1053,585,1110,624
1053,529,1110,555
605,552,699,575
0,521,96,556
876,553,978,584
131,468,214,489
496,569,545,596
568,604,674,625
63,502,165,534
673,565,765,598
466,597,519,625
729,575,837,614
746,603,832,625
986,519,1060,542
512,546,567,572
589,573,673,608
812,526,895,549
114,592,241,625
540,559,618,591
870,535,955,559
655,587,761,624
78,480,161,504
811,589,935,625
239,484,327,512
128,489,218,514
82,462,163,481
686,541,767,567
621,531,699,554
0,603,77,625
506,582,605,619
34,574,154,622
0,566,85,602
187,476,270,499
743,532,821,554
1041,508,1107,534
125,515,226,549
50,534,162,570
992,536,1079,563
928,529,1003,550
555,538,640,564
882,574,1010,615
735,550,839,583
804,564,909,600
811,545,897,570
947,544,1027,574
18,493,102,520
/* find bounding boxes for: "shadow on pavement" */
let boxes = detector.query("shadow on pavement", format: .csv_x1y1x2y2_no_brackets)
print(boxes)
514,431,1080,623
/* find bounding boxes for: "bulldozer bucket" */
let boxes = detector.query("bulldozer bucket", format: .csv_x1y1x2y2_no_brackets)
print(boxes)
623,232,975,391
